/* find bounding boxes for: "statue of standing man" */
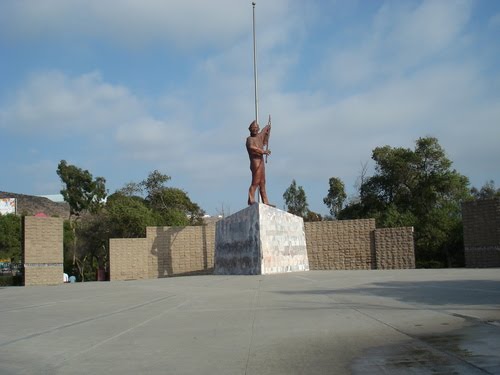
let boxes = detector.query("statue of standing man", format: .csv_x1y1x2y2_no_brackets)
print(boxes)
246,119,271,205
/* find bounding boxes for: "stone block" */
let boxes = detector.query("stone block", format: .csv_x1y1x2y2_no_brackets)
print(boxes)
214,204,309,275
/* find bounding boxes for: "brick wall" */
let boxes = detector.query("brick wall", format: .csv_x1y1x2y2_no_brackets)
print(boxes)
109,223,215,281
23,216,64,286
109,218,414,280
374,227,415,269
304,219,376,270
462,199,500,267
147,224,215,278
109,238,149,281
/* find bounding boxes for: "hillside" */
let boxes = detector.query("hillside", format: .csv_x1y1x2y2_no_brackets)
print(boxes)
0,191,69,218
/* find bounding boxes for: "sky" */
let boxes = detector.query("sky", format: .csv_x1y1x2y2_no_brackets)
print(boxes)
1,0,499,216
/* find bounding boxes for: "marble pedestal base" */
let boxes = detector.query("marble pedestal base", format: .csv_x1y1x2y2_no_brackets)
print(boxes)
214,203,309,275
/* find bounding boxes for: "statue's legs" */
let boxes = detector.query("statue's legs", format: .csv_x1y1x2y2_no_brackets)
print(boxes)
248,184,258,205
259,183,269,205
248,161,268,205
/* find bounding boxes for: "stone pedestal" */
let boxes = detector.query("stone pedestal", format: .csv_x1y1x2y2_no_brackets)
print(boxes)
214,203,309,275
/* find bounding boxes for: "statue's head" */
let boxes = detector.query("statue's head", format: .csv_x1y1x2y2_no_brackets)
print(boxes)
248,120,259,135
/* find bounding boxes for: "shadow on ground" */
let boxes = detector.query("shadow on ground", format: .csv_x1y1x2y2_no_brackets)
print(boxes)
276,279,500,307
352,322,500,374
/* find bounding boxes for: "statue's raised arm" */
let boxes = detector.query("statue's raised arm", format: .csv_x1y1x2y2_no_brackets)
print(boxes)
263,115,271,163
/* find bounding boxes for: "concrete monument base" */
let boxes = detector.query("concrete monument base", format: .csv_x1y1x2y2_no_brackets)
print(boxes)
214,203,309,275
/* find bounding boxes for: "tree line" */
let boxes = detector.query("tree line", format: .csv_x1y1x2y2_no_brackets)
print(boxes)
282,136,500,268
1,136,499,279
1,163,205,282
58,163,206,281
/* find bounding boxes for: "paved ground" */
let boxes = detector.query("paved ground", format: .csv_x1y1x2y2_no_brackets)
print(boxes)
1,269,499,374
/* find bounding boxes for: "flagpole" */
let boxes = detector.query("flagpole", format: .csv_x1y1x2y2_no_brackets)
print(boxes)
252,2,261,203
252,2,259,128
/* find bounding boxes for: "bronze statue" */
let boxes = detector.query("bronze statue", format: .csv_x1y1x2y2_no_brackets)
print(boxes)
246,119,271,205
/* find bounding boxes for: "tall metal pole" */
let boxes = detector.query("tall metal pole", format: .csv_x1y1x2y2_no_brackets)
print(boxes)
252,2,259,128
252,2,261,203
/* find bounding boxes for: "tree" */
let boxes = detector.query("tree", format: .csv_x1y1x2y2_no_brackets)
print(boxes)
339,137,470,267
57,160,107,218
74,214,108,281
0,214,21,263
323,177,347,218
471,180,500,200
62,193,158,281
304,210,322,222
117,170,205,226
63,220,75,277
134,170,205,226
283,180,309,217
154,188,204,226
106,193,158,237
57,160,107,281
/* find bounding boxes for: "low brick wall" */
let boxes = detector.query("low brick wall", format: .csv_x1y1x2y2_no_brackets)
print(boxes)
18,213,416,284
109,238,149,281
464,246,500,268
110,223,215,281
24,266,63,286
147,225,215,278
23,216,64,286
109,218,415,281
304,219,376,270
374,227,415,269
462,199,500,268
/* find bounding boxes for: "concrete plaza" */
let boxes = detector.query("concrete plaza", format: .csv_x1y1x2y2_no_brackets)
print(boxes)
1,269,499,374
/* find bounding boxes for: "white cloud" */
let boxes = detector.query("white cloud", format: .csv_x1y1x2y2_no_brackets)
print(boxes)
0,0,498,214
323,0,473,88
0,71,143,135
0,0,293,50
114,117,194,160
257,56,499,206
384,0,472,66
16,159,62,194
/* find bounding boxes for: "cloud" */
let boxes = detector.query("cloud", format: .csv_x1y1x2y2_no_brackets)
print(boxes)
0,0,498,213
378,0,472,61
322,0,473,88
0,0,293,50
0,71,143,135
114,117,195,160
259,55,499,205
16,159,62,194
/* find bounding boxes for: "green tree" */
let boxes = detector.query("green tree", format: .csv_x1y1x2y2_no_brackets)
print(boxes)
304,210,322,222
63,220,75,277
0,214,21,263
323,177,347,218
471,180,500,200
57,160,107,218
283,179,309,218
57,160,107,281
63,193,158,281
106,193,158,237
141,170,171,199
154,188,204,226
129,170,205,226
339,137,470,267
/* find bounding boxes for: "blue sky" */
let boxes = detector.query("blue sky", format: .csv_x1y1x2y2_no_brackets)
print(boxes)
1,0,499,216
